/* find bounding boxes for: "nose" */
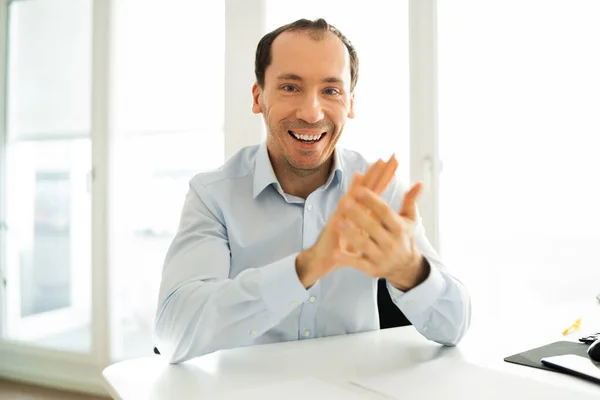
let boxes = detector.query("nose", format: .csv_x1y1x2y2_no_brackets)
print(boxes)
296,92,324,124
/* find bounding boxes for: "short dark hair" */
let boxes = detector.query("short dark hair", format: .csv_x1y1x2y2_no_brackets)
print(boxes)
254,18,359,92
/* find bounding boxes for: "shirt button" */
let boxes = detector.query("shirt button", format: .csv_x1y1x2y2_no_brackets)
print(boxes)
307,204,313,211
289,301,297,307
423,325,429,332
303,330,311,337
249,330,257,335
309,296,316,303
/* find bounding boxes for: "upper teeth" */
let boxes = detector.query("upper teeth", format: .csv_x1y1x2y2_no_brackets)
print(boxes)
292,132,323,141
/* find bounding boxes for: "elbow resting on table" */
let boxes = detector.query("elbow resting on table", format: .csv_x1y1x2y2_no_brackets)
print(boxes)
153,294,206,364
154,287,239,364
427,319,470,348
154,313,194,364
435,298,472,347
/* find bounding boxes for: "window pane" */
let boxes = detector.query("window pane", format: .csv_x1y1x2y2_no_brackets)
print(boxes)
438,1,600,320
111,0,224,134
2,0,92,352
6,0,91,140
265,0,410,183
109,0,225,361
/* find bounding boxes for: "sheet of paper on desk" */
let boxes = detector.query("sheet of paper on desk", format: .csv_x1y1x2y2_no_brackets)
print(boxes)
219,376,368,400
350,358,599,400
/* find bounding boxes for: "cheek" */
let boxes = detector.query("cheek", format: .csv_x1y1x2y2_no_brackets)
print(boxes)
265,101,294,125
327,104,351,130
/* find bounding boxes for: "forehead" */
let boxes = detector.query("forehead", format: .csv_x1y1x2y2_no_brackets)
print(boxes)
267,30,351,83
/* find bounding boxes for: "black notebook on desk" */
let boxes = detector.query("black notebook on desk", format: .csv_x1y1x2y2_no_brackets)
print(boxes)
504,340,589,371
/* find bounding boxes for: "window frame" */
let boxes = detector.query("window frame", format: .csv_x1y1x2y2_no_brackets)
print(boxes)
409,0,440,252
0,0,9,342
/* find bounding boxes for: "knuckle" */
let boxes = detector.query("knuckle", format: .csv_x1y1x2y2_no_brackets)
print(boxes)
331,249,343,262
374,201,386,214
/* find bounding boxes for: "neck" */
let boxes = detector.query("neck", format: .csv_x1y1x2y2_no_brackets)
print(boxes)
270,155,334,199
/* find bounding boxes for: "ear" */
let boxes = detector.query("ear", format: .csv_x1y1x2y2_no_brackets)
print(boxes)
252,82,263,114
347,91,355,119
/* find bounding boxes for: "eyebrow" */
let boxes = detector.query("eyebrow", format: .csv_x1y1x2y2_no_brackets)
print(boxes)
276,74,345,85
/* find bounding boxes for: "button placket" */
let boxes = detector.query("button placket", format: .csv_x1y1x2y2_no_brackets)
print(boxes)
299,192,321,339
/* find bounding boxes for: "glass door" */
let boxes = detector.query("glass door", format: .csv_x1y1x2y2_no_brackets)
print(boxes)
108,0,225,361
2,0,93,352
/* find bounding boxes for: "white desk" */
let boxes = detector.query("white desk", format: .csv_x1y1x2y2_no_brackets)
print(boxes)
103,301,600,399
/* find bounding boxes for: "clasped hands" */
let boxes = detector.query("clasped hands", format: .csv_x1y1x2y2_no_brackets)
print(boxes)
296,156,429,291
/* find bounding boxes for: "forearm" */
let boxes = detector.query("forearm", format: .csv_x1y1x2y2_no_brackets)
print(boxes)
155,254,308,363
386,257,471,346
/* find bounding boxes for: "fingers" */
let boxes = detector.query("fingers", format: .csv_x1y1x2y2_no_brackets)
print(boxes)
399,182,423,221
373,154,398,194
338,218,384,261
340,197,396,249
363,159,385,190
334,173,364,220
363,155,399,195
339,234,361,256
333,248,377,277
350,172,365,189
353,187,397,228
352,154,398,227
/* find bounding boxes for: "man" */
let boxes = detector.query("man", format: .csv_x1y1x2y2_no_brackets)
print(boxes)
154,18,471,364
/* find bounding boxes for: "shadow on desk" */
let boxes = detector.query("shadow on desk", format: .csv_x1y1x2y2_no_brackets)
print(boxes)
153,279,410,355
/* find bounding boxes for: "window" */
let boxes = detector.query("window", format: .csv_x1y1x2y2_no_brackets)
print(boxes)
2,0,92,352
437,0,600,319
108,0,225,361
265,0,410,184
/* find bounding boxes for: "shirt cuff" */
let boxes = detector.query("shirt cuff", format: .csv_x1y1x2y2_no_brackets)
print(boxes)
259,253,309,318
386,257,447,315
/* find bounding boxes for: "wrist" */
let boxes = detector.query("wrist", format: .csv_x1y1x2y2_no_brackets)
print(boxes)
296,248,323,289
388,255,429,292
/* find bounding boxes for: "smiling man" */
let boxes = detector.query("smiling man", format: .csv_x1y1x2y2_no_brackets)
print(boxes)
154,19,471,364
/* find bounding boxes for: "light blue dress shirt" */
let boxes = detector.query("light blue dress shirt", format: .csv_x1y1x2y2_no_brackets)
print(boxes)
154,142,471,363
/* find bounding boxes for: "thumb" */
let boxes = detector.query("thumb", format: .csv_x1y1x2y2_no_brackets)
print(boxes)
399,182,423,220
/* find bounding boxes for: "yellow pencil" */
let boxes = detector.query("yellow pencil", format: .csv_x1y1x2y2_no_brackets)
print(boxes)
562,317,582,336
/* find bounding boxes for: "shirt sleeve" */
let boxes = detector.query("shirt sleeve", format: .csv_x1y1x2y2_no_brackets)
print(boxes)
383,180,472,346
154,184,308,364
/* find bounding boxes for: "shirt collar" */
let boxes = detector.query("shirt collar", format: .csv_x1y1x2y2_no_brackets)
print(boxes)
252,142,344,199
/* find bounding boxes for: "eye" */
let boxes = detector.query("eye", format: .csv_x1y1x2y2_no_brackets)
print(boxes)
323,88,341,96
281,84,299,92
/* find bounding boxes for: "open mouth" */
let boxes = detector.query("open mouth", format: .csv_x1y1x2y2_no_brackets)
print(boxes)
288,130,326,143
